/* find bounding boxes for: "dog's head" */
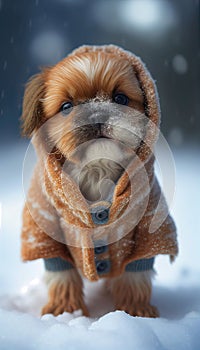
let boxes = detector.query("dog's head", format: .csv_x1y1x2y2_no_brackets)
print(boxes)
21,45,160,203
21,44,160,151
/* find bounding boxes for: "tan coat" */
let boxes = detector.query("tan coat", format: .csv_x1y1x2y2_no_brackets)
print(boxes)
21,45,178,281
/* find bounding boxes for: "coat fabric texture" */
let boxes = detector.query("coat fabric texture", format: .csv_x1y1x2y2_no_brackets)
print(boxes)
21,45,178,281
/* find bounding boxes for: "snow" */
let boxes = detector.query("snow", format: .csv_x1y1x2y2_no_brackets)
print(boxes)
0,306,200,350
168,127,184,147
30,31,68,65
172,55,188,75
0,142,200,349
93,0,177,38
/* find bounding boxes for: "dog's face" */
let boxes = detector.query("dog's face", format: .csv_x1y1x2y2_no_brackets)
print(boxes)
22,50,148,201
22,50,146,152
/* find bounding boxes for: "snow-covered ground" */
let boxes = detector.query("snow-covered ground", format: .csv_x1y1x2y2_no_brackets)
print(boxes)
0,141,200,350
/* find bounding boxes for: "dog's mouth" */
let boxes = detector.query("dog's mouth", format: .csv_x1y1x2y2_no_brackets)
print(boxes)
77,122,131,146
97,127,121,143
74,122,142,154
88,123,113,140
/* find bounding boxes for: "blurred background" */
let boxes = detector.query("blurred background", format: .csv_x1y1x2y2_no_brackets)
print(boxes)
0,0,199,146
0,0,199,294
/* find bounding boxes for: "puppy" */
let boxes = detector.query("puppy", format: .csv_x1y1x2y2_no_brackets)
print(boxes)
21,45,178,318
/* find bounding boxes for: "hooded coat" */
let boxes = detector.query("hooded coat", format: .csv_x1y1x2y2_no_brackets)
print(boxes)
21,45,178,281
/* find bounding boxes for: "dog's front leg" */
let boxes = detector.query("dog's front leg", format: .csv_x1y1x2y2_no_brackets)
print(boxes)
41,258,88,316
106,270,159,318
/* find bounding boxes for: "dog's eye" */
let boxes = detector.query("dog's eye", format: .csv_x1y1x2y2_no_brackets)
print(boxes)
60,102,73,115
113,93,129,106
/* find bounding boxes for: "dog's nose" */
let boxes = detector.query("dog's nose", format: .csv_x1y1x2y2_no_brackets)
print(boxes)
89,114,108,125
91,206,109,225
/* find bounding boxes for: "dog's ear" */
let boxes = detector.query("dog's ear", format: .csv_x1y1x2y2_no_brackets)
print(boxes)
21,72,46,137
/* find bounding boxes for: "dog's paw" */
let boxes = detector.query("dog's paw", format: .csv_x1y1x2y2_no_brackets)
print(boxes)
116,303,159,318
42,269,89,317
41,299,89,317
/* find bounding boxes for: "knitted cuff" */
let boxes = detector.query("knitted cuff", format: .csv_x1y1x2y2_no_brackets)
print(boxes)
125,257,155,272
43,257,74,272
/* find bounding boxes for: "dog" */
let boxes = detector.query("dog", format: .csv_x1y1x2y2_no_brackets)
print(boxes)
21,45,178,318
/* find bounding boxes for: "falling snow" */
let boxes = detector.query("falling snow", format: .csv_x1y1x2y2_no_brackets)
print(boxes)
3,61,7,71
172,54,188,74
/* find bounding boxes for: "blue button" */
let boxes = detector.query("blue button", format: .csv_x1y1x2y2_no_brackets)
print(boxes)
91,208,109,225
95,245,107,254
96,259,110,274
94,240,107,254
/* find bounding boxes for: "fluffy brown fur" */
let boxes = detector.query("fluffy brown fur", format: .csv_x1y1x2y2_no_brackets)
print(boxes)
106,271,159,317
42,270,88,316
42,52,144,117
21,45,178,318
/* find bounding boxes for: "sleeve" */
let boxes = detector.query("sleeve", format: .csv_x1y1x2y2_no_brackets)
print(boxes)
132,177,178,261
21,166,74,264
